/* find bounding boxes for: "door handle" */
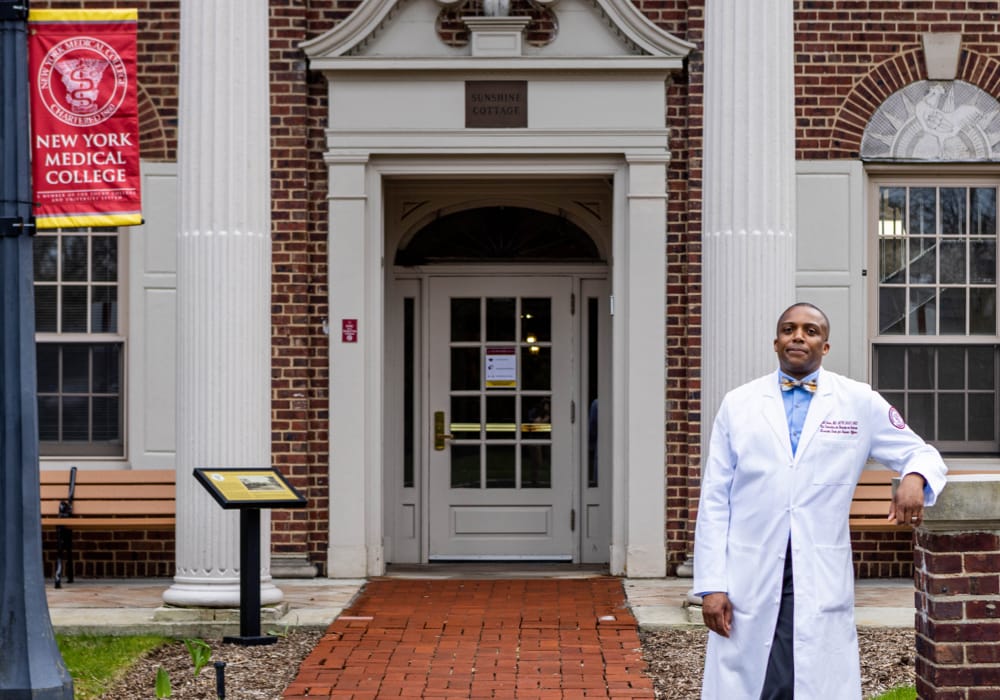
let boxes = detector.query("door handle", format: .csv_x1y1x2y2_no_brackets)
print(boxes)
434,411,454,451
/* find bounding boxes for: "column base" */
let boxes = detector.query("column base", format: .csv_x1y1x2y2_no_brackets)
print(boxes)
675,554,694,578
162,578,284,608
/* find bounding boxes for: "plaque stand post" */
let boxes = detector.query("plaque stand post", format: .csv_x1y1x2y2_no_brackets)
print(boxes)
224,508,273,646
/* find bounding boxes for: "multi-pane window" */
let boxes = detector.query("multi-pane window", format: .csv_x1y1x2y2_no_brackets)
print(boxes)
874,185,999,452
33,228,124,457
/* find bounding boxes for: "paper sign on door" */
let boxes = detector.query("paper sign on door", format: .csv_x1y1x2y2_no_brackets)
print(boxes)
485,347,517,388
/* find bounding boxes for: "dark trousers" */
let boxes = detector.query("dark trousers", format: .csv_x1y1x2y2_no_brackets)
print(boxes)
760,540,794,699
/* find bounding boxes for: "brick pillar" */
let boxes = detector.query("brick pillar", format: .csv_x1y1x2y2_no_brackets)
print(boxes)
914,475,1000,699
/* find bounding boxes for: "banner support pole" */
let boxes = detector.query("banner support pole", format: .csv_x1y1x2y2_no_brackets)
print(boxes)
0,0,75,696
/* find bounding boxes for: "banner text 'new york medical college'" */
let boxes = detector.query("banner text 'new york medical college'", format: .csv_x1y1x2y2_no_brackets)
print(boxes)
29,9,141,229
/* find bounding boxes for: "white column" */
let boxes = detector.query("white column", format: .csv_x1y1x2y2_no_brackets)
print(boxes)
164,0,281,607
610,155,669,578
325,155,377,577
701,0,796,445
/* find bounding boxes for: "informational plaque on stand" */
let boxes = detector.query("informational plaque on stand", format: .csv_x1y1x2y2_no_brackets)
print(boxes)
193,468,307,646
194,468,307,509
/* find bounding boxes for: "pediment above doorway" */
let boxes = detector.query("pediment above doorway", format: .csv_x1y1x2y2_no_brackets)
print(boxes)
301,0,694,67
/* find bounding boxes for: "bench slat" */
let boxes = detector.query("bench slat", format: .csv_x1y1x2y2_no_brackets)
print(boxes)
39,468,175,484
41,517,175,530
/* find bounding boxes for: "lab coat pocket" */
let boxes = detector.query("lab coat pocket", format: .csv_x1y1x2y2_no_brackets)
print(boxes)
809,435,859,485
726,539,771,613
812,542,854,613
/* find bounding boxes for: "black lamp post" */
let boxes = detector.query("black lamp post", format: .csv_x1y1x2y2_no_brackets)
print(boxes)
0,1,75,697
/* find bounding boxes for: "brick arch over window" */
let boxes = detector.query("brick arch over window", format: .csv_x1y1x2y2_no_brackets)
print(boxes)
137,84,171,161
827,49,1000,159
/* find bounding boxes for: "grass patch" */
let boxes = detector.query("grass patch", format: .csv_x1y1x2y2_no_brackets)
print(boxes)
871,687,916,700
57,634,169,700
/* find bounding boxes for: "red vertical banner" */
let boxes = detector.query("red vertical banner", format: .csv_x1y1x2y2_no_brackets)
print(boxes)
28,9,141,229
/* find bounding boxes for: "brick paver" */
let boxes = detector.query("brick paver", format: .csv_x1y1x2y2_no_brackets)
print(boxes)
283,577,654,699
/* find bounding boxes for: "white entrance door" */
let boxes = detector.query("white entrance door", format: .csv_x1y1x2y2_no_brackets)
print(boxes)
428,276,575,559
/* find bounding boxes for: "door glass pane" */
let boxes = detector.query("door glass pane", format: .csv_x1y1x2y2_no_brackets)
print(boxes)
521,444,551,488
486,445,515,488
451,347,480,390
486,298,516,341
521,298,551,342
451,298,480,342
486,396,514,439
521,396,551,440
403,298,414,488
586,297,599,488
522,346,551,390
451,445,480,488
451,396,481,439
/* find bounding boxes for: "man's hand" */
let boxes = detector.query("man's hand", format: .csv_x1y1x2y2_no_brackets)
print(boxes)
889,472,927,527
701,592,733,638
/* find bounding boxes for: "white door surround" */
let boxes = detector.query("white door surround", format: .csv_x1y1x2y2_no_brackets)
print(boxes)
304,0,690,577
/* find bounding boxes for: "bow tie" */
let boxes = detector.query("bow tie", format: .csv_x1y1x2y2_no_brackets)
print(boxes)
781,378,817,393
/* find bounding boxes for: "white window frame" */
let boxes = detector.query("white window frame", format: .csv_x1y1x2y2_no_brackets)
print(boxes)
868,169,1000,454
34,227,129,459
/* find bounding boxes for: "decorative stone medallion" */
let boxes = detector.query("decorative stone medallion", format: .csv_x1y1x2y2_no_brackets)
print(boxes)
861,80,1000,161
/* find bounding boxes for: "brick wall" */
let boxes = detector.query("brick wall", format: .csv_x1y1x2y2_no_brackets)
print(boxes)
793,0,1000,159
41,530,174,580
914,529,1000,698
852,530,915,579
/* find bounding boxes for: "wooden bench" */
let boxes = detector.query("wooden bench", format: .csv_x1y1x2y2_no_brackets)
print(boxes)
850,468,985,532
40,467,175,588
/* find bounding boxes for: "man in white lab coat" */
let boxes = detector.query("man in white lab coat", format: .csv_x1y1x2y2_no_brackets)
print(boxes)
693,303,947,699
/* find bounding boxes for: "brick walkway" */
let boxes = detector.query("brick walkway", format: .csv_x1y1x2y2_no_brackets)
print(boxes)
283,577,654,699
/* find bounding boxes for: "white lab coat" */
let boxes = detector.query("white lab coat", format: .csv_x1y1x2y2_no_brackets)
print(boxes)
693,368,947,699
